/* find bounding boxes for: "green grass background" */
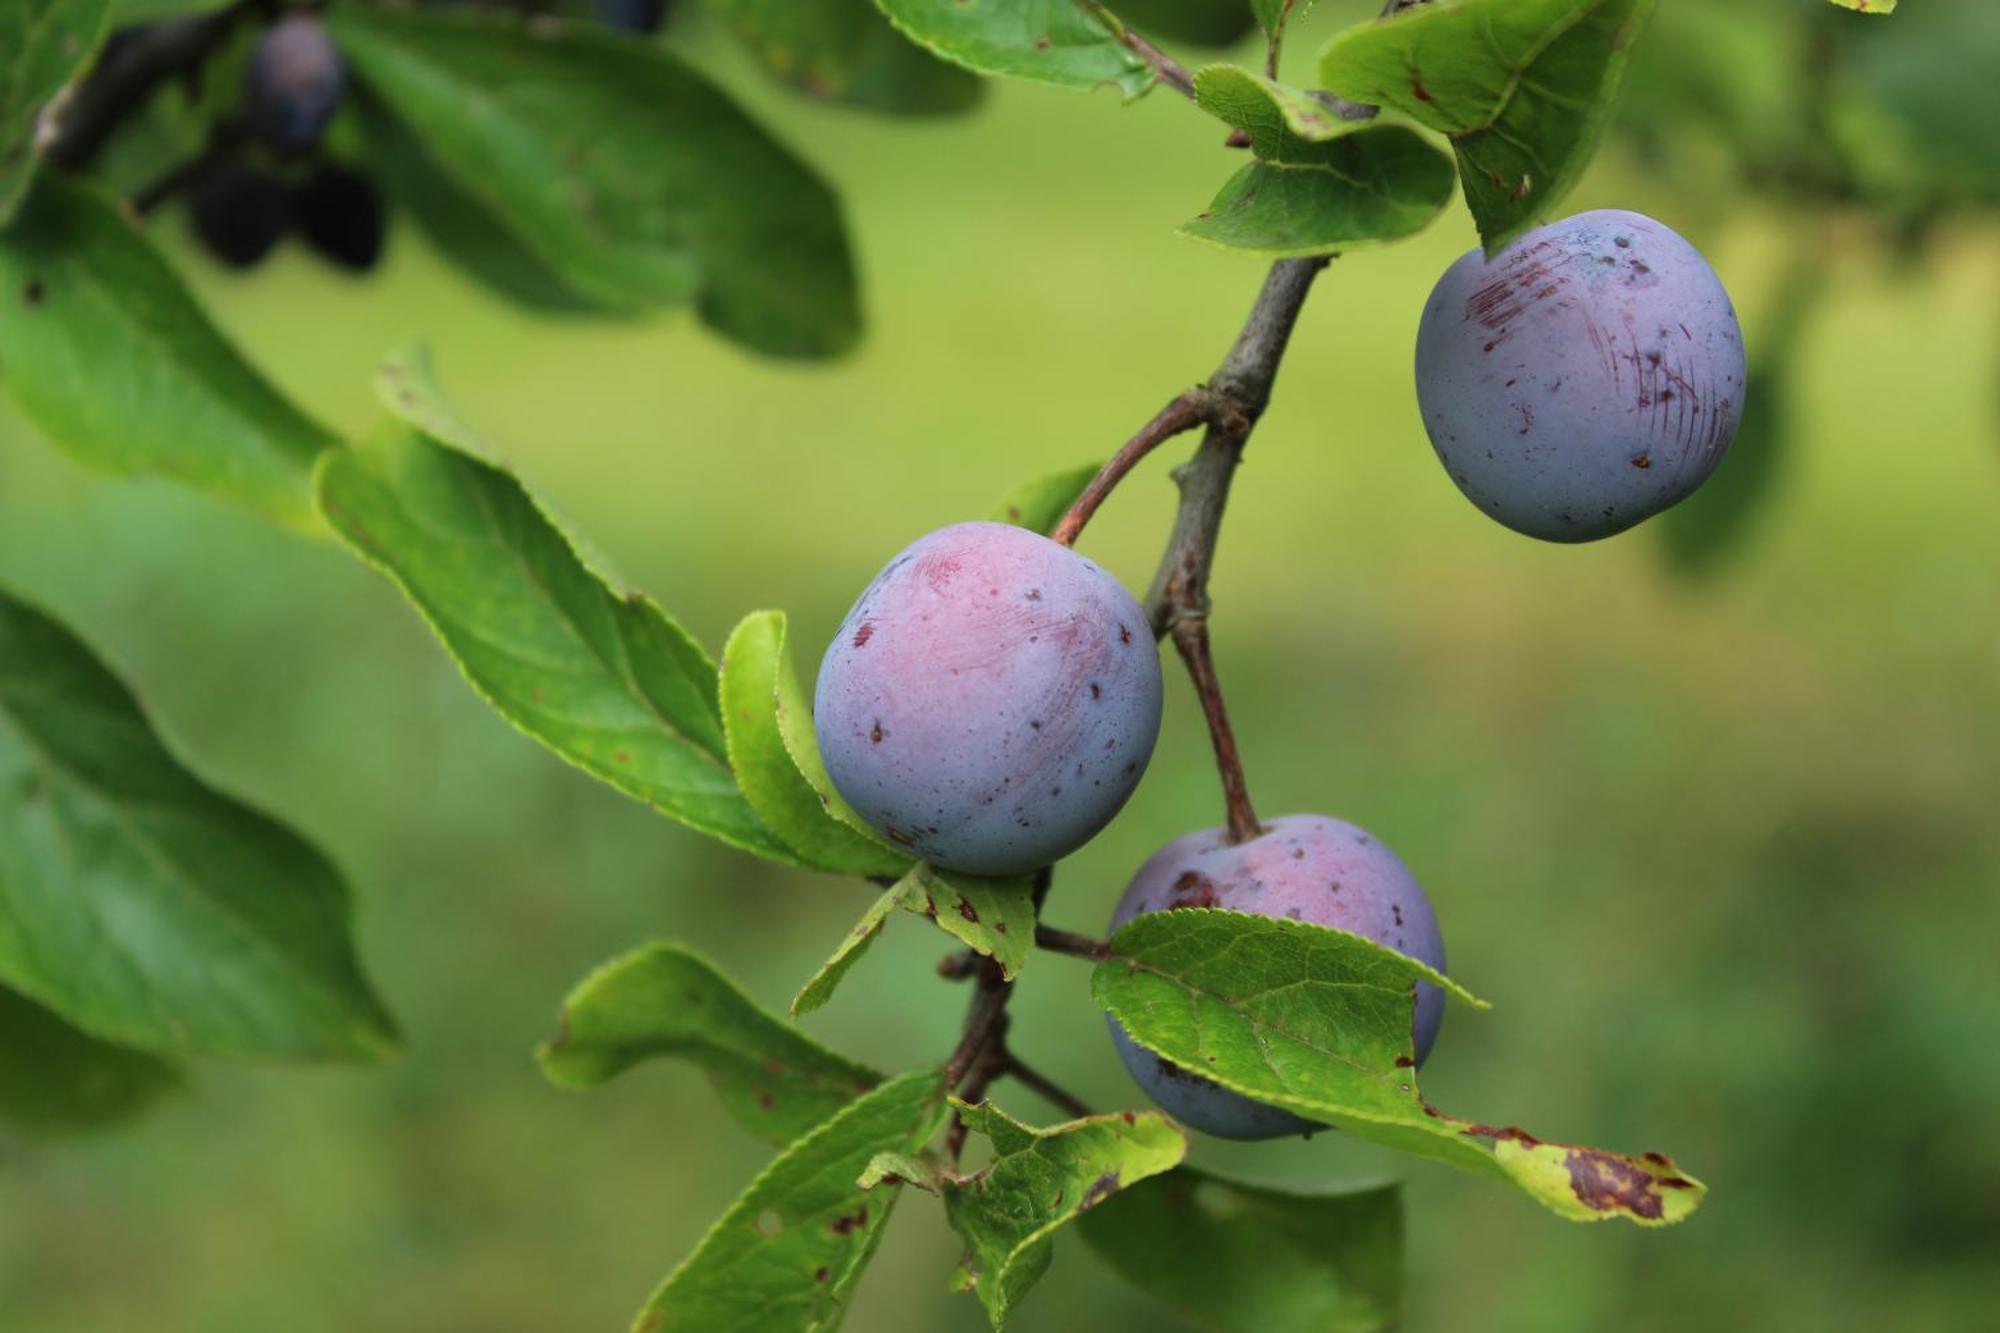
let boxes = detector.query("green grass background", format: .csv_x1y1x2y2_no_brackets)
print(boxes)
2,5,1997,1330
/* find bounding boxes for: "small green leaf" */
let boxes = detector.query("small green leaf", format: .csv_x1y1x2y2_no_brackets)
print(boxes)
899,863,1036,979
1318,0,1658,252
986,461,1101,536
771,609,891,850
1196,64,1359,142
944,1099,1187,1328
1078,1168,1403,1333
0,982,179,1138
859,1148,941,1192
1825,0,1893,12
722,612,913,877
712,0,984,114
1094,910,1705,1225
328,7,858,357
0,179,334,525
637,1069,948,1332
316,349,797,863
792,884,902,1018
1251,0,1317,43
540,942,878,1146
0,0,111,225
874,0,1155,96
0,586,399,1063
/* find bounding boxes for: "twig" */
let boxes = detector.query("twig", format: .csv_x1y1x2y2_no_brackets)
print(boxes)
943,959,1010,1089
1034,924,1111,960
1051,391,1209,547
42,8,255,170
1004,1054,1095,1120
1082,0,1196,100
1170,619,1261,841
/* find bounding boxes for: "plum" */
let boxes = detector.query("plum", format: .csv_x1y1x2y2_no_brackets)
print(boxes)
190,157,293,269
244,16,346,157
1415,209,1746,542
814,522,1162,876
298,164,386,273
1107,814,1446,1140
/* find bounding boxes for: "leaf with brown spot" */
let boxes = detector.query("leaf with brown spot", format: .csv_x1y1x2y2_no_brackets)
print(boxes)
942,1099,1187,1328
540,942,878,1146
1094,910,1704,1225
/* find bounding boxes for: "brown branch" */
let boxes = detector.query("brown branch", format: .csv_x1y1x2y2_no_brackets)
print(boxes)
41,8,256,171
1051,391,1209,547
943,958,1010,1089
1082,1,1196,100
1170,619,1261,841
1034,924,1111,960
1004,1055,1095,1120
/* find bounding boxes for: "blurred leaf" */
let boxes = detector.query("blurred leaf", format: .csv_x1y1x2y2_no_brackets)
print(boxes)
900,863,1035,978
1825,0,1894,11
110,0,227,18
1251,0,1313,40
793,883,901,1017
637,1069,948,1332
1658,255,1819,576
0,0,111,225
1837,0,2000,204
352,91,608,314
986,461,1101,535
1318,0,1658,252
1077,1168,1403,1333
722,612,912,877
712,0,983,114
1182,68,1455,256
327,7,858,357
317,348,799,863
539,942,879,1145
1093,910,1706,1224
1119,0,1257,48
0,586,399,1063
943,1099,1187,1328
0,179,334,526
0,982,178,1138
874,0,1154,95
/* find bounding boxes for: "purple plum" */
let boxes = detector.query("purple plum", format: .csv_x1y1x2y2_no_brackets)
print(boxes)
1107,814,1447,1140
245,16,346,157
1415,208,1746,542
814,522,1162,875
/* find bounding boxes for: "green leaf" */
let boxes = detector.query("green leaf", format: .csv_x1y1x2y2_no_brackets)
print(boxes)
351,89,609,315
722,612,912,877
1836,1,1999,204
1825,0,1893,11
1317,0,1658,252
0,586,399,1063
792,883,902,1018
858,1148,941,1192
795,862,1034,1015
1659,257,1818,577
986,461,1101,536
539,942,879,1146
1196,64,1361,142
874,0,1155,96
0,179,334,526
0,0,111,225
326,7,858,358
1120,0,1258,48
315,348,797,863
899,863,1035,979
637,1069,948,1332
711,0,983,114
943,1099,1187,1328
0,981,178,1138
1093,910,1705,1225
771,608,891,851
1078,1168,1403,1333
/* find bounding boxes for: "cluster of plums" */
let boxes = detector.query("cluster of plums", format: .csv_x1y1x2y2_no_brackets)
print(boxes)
190,16,384,273
814,207,1740,1139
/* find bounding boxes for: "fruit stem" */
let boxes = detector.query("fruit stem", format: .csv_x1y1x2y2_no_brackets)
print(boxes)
1050,391,1210,547
1033,924,1112,960
1003,1054,1095,1121
1171,619,1263,842
1081,1,1198,100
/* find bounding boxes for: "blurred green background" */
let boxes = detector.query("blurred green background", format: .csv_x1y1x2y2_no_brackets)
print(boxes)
3,3,1997,1329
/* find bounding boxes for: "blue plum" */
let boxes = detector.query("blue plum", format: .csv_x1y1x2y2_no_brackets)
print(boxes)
815,522,1162,875
1415,209,1746,542
1107,814,1447,1140
244,16,346,158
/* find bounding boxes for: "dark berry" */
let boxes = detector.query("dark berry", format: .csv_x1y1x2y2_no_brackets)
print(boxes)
597,0,667,35
297,164,386,273
189,157,293,269
244,16,346,157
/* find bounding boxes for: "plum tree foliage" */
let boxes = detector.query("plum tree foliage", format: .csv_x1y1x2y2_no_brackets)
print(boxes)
0,0,1929,1328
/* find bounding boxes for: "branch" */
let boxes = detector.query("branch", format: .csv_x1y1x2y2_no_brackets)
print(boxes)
1050,391,1208,547
1003,1054,1095,1120
41,9,253,171
1034,924,1111,960
1170,619,1260,841
1082,1,1196,100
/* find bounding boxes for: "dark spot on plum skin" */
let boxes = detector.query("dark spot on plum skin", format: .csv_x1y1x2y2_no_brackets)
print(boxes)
851,622,874,648
1167,871,1221,910
870,720,885,744
1089,682,1102,700
1631,454,1652,469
